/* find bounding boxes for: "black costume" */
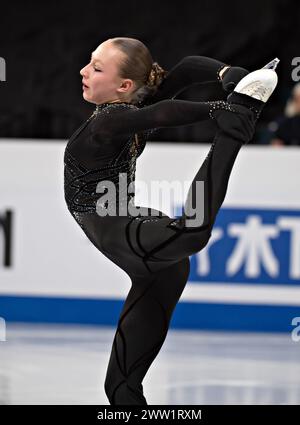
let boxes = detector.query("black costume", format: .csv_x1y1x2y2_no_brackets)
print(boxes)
64,55,263,405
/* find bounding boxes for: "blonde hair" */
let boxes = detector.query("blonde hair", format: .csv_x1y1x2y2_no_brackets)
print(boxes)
110,37,168,105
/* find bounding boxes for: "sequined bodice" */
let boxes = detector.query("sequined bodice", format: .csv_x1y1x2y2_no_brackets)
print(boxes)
64,102,150,224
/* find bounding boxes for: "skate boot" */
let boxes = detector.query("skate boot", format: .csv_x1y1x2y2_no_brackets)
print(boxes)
209,61,279,144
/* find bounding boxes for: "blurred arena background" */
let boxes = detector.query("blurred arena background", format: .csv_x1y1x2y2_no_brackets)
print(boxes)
0,0,300,405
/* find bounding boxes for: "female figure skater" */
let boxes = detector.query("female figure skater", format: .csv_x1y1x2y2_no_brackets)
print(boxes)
64,37,278,405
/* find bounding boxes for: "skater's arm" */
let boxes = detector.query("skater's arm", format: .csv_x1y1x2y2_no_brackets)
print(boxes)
150,55,227,102
90,98,213,141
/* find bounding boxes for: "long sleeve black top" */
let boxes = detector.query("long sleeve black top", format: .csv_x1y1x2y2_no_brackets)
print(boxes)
64,55,226,220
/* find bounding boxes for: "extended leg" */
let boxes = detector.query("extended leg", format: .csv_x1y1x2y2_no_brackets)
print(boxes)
125,103,257,269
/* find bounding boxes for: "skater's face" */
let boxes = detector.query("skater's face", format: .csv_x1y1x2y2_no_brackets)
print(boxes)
80,40,135,105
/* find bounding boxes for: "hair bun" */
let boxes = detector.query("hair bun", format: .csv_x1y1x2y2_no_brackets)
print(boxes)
147,62,168,88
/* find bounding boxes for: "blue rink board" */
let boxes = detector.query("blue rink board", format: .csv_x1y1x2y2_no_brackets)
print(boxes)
0,295,299,333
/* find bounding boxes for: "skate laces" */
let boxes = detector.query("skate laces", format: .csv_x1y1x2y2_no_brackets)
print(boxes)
240,81,270,101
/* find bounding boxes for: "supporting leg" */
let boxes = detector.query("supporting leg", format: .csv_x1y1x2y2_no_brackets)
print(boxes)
104,257,190,405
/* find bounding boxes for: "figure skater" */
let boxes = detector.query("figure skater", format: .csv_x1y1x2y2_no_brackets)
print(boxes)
64,37,278,405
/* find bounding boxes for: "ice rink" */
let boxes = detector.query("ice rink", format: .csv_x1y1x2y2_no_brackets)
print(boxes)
0,323,299,405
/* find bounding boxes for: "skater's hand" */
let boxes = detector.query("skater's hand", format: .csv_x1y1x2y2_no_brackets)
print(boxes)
221,66,249,92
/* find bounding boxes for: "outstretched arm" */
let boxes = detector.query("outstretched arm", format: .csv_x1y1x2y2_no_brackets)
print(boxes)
149,55,228,103
90,99,215,142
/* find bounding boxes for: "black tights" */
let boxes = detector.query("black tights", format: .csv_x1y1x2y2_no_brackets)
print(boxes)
79,98,259,405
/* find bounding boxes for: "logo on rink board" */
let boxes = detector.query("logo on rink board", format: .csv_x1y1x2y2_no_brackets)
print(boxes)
174,206,300,285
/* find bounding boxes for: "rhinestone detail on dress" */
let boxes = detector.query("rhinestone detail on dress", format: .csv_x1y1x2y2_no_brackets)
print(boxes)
207,100,237,119
64,102,154,226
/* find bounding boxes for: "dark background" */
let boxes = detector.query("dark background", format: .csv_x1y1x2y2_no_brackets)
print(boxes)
0,0,299,143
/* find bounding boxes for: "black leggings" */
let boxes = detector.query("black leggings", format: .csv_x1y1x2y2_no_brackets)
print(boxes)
79,105,256,405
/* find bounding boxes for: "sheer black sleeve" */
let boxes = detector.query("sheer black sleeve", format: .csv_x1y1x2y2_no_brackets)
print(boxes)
90,99,214,141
